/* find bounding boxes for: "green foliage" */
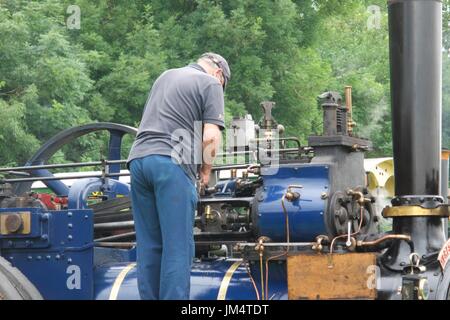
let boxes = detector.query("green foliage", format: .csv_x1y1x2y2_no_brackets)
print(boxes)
0,0,448,167
0,97,39,166
315,0,391,156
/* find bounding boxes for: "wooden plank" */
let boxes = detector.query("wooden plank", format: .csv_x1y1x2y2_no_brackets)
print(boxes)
287,253,377,300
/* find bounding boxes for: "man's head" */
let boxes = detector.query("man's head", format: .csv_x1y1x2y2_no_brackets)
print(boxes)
197,52,231,90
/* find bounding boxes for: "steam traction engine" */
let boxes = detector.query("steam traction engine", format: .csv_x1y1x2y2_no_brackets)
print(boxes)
0,0,449,300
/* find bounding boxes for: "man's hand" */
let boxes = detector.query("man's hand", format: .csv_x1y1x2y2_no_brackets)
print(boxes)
200,167,210,187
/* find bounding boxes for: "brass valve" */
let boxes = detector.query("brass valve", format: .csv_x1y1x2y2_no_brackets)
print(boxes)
284,185,303,202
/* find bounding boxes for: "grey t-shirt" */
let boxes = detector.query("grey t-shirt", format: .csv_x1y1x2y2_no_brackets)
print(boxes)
127,64,225,181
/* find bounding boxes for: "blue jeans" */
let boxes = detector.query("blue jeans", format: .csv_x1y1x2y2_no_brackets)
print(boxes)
129,155,197,300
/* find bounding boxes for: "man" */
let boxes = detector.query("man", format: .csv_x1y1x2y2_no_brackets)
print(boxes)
127,52,230,300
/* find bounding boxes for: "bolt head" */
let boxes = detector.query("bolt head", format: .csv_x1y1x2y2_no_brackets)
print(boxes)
5,214,23,233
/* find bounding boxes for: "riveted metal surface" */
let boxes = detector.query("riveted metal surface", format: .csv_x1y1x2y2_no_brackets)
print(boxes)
0,208,94,299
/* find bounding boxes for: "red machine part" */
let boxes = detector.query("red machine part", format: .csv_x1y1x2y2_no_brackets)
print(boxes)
31,193,68,210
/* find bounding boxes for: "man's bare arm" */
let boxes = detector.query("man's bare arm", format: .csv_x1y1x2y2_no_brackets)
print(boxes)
200,123,222,186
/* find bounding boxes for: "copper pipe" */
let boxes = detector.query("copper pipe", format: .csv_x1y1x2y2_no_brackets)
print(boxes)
245,262,260,300
357,234,411,247
264,194,291,299
258,244,265,301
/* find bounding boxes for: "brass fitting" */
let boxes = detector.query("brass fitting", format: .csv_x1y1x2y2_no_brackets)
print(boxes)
382,205,450,218
285,191,300,202
205,205,212,220
284,185,303,202
347,189,370,205
345,86,356,134
255,236,270,255
312,235,329,253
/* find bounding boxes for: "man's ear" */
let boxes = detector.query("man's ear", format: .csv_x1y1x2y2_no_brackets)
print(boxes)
214,69,223,85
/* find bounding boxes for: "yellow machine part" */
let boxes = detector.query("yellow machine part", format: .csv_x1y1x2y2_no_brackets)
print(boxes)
364,158,395,198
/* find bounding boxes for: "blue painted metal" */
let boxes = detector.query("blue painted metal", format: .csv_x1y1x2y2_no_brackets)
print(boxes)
256,164,329,241
214,179,237,196
67,178,130,209
190,259,258,300
30,168,69,196
108,130,125,180
94,262,139,300
94,247,136,267
93,258,287,300
0,208,94,300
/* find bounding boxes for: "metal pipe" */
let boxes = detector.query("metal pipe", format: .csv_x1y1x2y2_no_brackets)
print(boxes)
237,242,314,247
345,86,353,134
442,149,449,237
94,213,134,224
211,164,256,171
388,0,442,197
1,172,130,183
6,171,30,176
29,168,69,196
93,209,132,217
94,221,134,231
356,234,411,247
385,0,447,264
441,149,449,203
94,242,136,248
217,147,307,158
0,160,126,172
95,232,136,242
